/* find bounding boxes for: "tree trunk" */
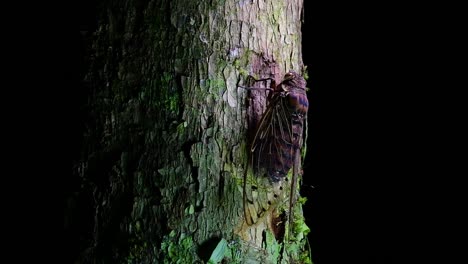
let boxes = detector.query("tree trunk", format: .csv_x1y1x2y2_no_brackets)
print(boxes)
69,0,310,263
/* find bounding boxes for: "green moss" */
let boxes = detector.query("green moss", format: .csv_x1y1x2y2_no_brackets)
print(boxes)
147,72,181,116
166,94,179,112
135,220,141,232
234,60,249,78
292,215,310,239
207,78,226,89
232,49,254,79
176,122,186,135
126,236,150,263
210,0,226,9
271,6,283,25
297,196,308,205
217,58,229,70
160,231,198,264
206,78,226,99
302,65,309,81
299,245,314,264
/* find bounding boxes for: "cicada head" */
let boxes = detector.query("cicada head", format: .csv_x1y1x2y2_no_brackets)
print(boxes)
281,70,307,92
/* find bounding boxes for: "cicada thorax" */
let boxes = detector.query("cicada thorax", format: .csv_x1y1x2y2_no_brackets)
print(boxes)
243,70,308,228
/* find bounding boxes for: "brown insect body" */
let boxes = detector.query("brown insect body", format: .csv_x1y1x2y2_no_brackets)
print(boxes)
251,71,308,182
243,70,308,228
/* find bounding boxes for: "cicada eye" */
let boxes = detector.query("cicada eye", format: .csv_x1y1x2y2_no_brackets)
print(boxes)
284,72,295,80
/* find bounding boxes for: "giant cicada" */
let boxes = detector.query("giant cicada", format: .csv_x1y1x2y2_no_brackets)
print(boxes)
241,70,308,235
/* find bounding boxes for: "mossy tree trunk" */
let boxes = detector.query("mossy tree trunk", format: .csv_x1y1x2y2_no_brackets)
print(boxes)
70,0,309,263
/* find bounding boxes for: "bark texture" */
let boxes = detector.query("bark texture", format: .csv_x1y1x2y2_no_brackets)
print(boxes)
69,0,309,263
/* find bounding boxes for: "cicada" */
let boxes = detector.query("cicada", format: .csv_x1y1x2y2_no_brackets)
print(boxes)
241,70,308,235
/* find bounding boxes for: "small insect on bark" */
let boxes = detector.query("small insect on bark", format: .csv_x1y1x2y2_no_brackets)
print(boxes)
240,70,309,237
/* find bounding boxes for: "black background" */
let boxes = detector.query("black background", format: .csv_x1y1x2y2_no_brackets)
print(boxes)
300,2,456,264
300,2,403,263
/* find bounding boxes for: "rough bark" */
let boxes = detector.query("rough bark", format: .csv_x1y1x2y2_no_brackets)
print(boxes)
69,0,309,263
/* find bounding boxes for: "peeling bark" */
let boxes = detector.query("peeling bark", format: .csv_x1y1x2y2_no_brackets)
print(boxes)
69,0,309,263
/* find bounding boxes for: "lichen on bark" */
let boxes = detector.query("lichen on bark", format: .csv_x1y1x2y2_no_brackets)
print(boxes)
70,0,309,263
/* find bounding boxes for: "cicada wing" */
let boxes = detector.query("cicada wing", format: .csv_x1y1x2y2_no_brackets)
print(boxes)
244,95,295,225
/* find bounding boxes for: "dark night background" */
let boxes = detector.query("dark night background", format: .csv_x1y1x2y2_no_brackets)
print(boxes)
301,2,405,263
5,1,455,263
302,1,405,264
300,2,457,264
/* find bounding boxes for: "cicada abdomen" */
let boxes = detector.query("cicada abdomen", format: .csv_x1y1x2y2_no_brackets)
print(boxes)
243,70,308,228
